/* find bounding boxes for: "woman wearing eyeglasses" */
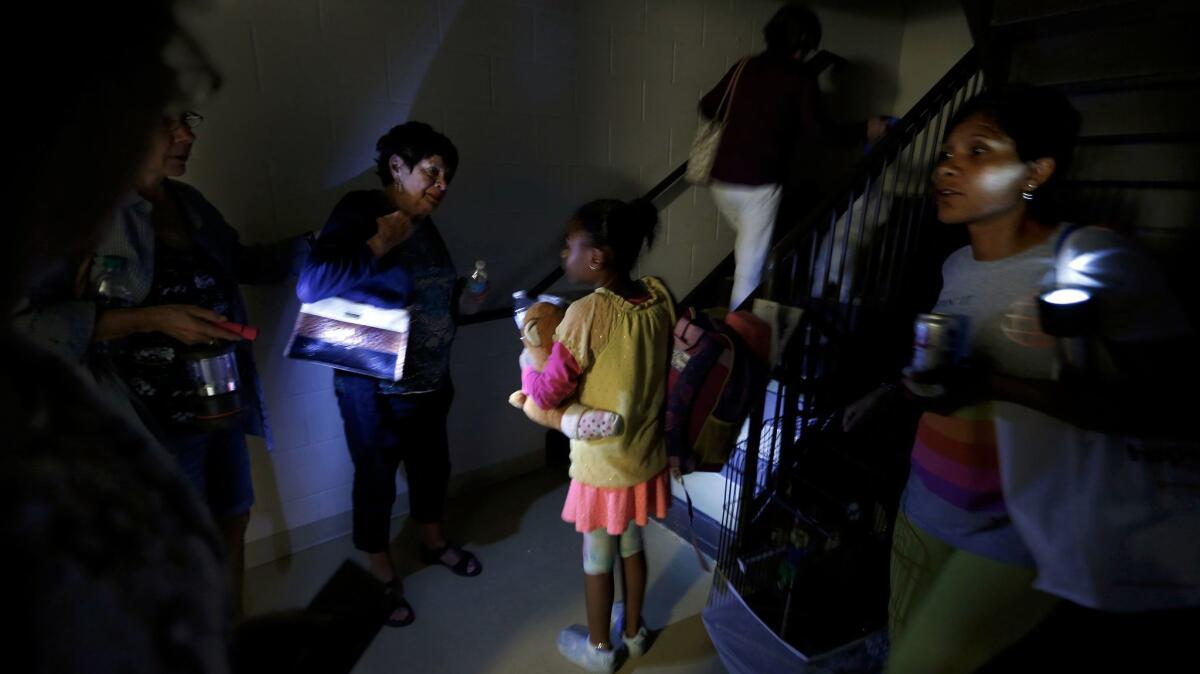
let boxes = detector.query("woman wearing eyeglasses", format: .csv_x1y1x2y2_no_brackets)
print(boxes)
5,4,241,670
297,121,484,628
70,110,311,619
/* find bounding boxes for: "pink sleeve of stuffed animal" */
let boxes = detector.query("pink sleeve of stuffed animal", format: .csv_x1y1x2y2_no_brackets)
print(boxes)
521,342,581,409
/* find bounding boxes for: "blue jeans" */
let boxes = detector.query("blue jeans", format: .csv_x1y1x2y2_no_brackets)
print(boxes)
334,373,454,553
165,428,255,519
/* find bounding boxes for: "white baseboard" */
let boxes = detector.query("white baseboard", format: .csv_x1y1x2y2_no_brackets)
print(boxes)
245,448,545,569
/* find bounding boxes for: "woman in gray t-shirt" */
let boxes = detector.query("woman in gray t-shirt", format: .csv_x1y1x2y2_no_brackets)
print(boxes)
853,84,1196,674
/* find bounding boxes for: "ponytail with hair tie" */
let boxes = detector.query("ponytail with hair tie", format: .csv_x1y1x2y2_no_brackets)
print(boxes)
573,197,660,272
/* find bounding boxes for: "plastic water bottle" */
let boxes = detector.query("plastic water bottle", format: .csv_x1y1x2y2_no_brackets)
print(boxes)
94,255,135,308
512,290,533,330
468,260,489,295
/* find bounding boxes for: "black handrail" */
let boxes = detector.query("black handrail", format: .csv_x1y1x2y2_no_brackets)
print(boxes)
712,48,987,656
1074,131,1200,146
526,162,690,297
457,161,689,326
1064,179,1200,189
675,51,978,314
460,50,846,327
767,48,981,269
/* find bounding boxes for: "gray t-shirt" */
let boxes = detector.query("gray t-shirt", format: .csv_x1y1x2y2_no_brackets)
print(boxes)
995,226,1198,609
902,226,1062,566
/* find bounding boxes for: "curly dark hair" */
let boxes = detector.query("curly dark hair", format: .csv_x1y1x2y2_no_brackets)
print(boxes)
374,121,460,186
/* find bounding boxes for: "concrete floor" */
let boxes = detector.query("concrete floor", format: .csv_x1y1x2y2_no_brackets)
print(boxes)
245,467,728,673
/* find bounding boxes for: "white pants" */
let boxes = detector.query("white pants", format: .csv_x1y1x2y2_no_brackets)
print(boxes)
711,181,783,308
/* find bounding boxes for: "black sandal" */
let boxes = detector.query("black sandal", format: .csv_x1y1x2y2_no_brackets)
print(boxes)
382,580,415,627
418,543,482,577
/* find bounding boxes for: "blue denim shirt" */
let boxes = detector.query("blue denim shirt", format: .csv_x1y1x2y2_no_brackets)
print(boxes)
297,190,458,395
14,181,307,447
94,180,308,446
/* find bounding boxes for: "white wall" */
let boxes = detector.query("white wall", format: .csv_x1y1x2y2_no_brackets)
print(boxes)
177,0,908,561
893,0,974,115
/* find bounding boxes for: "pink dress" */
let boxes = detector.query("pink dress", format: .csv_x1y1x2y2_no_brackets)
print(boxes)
561,470,670,534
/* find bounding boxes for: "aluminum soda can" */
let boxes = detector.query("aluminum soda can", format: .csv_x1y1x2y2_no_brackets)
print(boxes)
911,313,968,372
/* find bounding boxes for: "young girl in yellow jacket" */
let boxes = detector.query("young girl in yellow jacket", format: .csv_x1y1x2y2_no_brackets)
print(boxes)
522,198,675,673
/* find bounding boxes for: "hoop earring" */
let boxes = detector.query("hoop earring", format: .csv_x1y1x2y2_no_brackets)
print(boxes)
588,263,600,271
1021,183,1037,201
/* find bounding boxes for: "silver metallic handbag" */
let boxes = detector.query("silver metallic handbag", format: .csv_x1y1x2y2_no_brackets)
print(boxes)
284,297,410,381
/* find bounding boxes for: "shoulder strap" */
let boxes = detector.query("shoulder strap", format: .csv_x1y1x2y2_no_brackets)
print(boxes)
714,58,750,125
1052,223,1088,288
676,477,712,572
1054,223,1084,256
666,328,726,460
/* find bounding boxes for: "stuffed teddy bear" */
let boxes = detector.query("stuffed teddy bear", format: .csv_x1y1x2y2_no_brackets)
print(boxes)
509,301,623,440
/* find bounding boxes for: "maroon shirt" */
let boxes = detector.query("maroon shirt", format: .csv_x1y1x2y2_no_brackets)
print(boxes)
700,53,821,186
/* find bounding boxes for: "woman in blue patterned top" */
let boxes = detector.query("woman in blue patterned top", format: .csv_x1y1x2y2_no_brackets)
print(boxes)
298,121,482,627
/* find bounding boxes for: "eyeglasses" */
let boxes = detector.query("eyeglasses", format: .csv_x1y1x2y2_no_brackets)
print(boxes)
164,111,204,131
